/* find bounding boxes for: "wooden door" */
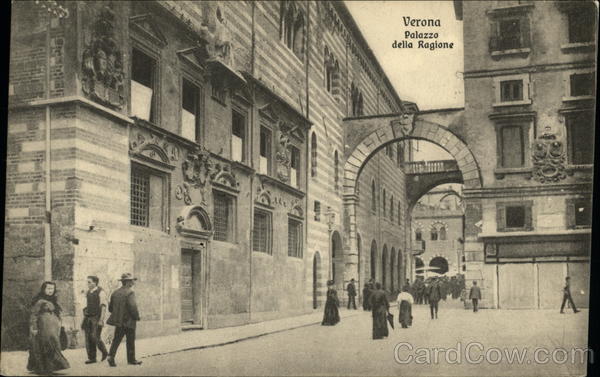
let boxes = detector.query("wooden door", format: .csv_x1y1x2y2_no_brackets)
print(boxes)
181,250,194,324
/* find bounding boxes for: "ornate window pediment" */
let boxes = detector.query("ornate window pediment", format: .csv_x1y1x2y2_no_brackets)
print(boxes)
129,123,180,169
130,14,168,47
176,205,213,239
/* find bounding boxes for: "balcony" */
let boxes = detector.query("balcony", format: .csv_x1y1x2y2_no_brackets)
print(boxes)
412,240,426,255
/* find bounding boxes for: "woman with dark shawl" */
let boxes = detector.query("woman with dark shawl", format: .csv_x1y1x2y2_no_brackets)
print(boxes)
321,280,340,326
27,281,70,375
362,282,372,311
397,286,414,328
370,282,389,339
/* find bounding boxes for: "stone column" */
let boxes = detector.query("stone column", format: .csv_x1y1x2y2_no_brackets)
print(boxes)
342,194,360,302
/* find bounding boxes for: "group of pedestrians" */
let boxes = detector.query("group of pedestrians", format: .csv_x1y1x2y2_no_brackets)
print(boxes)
409,275,465,305
26,273,142,375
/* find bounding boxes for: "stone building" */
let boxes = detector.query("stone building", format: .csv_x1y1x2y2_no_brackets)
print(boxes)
457,0,595,309
411,186,465,278
3,0,410,349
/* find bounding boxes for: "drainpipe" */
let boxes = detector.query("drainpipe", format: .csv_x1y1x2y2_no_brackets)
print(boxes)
44,14,53,281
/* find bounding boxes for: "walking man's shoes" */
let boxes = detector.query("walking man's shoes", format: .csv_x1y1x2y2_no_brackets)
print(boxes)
128,360,143,365
107,357,116,367
101,351,108,361
84,360,96,364
575,310,580,313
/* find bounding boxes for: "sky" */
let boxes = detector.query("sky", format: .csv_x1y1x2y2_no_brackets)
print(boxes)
345,1,464,111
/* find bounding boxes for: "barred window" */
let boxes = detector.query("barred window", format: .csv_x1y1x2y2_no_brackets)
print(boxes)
288,218,302,258
130,164,166,230
213,191,234,242
253,210,271,254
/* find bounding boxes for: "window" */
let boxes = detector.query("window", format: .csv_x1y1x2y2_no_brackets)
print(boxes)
390,196,394,222
567,198,592,228
415,230,422,241
498,125,524,168
181,78,200,142
131,48,157,122
334,151,339,191
232,109,246,162
430,228,438,241
500,80,523,102
290,146,300,188
569,73,595,98
566,111,594,165
280,1,305,60
371,180,377,212
439,226,447,240
382,189,387,217
253,210,272,254
350,83,364,116
130,164,167,231
259,126,272,174
398,202,402,225
567,7,596,44
211,78,226,104
497,201,533,231
311,132,317,177
324,47,340,95
213,191,235,242
314,201,321,221
489,16,530,52
288,217,303,258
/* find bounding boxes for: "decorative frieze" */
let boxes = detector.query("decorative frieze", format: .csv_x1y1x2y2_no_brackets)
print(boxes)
129,127,181,167
530,131,568,183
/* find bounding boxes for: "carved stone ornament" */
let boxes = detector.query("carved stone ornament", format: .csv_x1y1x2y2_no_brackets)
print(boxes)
390,113,415,137
175,183,192,205
255,179,272,207
81,6,125,109
530,131,568,183
129,130,180,165
210,162,239,190
182,146,212,189
276,128,292,182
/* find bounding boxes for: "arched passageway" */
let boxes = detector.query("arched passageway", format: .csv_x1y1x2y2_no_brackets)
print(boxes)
390,248,396,292
415,257,424,278
429,256,449,275
382,245,388,290
331,231,343,290
370,240,377,281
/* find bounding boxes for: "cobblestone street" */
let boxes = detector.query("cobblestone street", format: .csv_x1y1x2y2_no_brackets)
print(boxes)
2,300,590,376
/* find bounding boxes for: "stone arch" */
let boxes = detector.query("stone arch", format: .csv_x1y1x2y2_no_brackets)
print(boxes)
415,256,424,277
397,249,402,288
430,256,449,275
331,231,343,290
382,244,388,290
176,205,212,238
370,240,377,281
390,247,396,292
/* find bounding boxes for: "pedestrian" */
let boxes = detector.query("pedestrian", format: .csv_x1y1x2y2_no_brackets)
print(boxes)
362,281,372,311
106,273,142,367
460,287,468,309
560,276,580,314
403,279,411,294
370,282,389,339
429,279,441,319
322,280,340,325
423,281,430,305
469,280,481,312
397,286,414,329
346,278,357,310
82,275,109,364
27,281,70,375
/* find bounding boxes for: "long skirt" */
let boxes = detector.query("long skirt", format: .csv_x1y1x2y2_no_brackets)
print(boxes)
27,313,70,374
321,300,340,326
399,301,412,328
372,308,388,339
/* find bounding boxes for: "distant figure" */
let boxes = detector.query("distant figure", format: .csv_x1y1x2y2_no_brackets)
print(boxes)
370,282,390,339
560,276,580,314
107,273,142,367
346,279,357,310
27,281,70,375
322,280,340,325
362,281,372,311
402,279,411,294
469,281,482,312
82,276,108,364
460,288,469,309
397,286,414,329
429,279,442,319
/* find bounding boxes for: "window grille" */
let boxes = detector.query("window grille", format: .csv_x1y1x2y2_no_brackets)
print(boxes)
288,218,302,258
131,168,150,226
253,210,271,254
213,192,231,241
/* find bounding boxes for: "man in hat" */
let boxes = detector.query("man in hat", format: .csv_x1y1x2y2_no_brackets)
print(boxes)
106,273,142,367
346,278,357,310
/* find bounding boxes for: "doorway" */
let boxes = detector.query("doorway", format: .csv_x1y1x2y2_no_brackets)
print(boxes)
181,249,197,325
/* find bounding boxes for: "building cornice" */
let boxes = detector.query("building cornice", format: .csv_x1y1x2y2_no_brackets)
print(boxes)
464,61,597,78
463,183,593,199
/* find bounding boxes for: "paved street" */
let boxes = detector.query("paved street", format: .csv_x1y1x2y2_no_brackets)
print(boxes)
2,299,589,376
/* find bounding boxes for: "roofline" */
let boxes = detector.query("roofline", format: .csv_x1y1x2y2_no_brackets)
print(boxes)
417,107,465,114
333,1,404,111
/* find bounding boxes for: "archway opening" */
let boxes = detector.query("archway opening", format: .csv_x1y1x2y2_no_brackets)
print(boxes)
415,257,424,278
370,240,377,281
313,252,321,309
382,245,388,291
331,231,343,290
390,247,396,292
429,256,449,275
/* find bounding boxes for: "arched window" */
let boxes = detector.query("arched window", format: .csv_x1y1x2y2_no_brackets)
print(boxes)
390,196,394,222
439,226,447,240
382,189,387,217
371,180,377,212
415,229,422,241
292,13,305,58
280,1,305,60
334,150,339,191
351,83,364,117
431,228,438,241
311,132,317,177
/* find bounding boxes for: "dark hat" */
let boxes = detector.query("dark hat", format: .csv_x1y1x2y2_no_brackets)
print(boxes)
118,272,137,281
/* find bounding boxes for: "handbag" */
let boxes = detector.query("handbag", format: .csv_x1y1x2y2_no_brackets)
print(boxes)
59,326,69,350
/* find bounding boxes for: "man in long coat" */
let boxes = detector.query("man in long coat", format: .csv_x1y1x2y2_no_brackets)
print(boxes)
429,279,442,319
106,273,142,367
560,276,580,314
370,282,389,339
468,280,482,312
346,279,357,310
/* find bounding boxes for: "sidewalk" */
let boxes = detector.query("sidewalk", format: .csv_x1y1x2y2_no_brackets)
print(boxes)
1,308,364,376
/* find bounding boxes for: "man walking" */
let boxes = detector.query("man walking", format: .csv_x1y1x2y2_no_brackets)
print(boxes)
429,279,441,319
469,280,481,312
82,276,108,364
346,278,357,310
560,276,580,314
106,273,142,367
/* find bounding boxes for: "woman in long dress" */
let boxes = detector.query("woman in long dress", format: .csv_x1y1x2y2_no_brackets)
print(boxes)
321,280,340,326
370,282,389,339
27,281,70,375
397,286,414,328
